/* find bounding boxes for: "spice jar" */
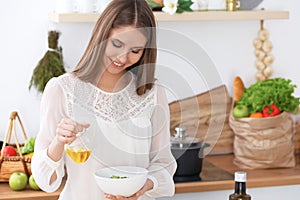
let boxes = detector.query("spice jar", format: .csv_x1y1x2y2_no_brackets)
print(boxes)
226,0,240,11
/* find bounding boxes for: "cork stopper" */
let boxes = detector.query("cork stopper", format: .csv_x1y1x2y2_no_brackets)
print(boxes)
234,171,247,182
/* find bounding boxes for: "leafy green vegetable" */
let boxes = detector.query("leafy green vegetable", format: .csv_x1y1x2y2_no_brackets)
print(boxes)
236,78,300,114
20,137,36,155
110,175,128,179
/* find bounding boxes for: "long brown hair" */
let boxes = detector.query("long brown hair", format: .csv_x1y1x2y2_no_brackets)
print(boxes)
73,0,157,95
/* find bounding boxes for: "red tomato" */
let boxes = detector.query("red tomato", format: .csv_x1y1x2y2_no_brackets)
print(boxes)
4,146,17,156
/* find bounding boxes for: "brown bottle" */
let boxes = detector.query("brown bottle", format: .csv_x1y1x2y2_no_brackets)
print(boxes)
229,171,251,200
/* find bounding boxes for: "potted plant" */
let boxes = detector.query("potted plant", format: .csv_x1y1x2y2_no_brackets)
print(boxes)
147,0,193,14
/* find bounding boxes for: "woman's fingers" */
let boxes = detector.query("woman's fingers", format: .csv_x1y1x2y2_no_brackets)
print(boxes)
104,193,139,200
56,118,90,144
76,123,90,136
58,118,77,133
103,179,153,199
104,194,118,199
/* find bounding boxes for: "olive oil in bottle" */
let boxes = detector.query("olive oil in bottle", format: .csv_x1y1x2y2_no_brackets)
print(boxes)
229,171,251,200
65,148,91,164
64,130,91,164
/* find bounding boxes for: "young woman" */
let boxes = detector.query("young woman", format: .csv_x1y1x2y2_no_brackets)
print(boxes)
32,0,177,199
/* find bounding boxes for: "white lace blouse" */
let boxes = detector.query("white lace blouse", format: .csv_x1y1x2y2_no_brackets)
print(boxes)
31,73,177,200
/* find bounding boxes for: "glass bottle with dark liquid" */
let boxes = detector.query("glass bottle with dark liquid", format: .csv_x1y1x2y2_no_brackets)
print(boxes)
229,171,251,200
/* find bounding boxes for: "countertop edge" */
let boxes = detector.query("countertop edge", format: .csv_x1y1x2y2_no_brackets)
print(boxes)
1,154,299,198
175,177,300,194
175,154,300,194
175,180,234,193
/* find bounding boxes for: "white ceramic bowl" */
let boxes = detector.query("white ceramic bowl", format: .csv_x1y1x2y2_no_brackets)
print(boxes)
94,166,148,197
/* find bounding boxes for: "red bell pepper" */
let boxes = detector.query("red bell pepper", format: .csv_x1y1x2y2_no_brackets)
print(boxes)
262,104,281,117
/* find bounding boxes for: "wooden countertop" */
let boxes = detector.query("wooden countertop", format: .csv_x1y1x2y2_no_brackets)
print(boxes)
175,154,300,194
0,183,63,200
0,154,299,199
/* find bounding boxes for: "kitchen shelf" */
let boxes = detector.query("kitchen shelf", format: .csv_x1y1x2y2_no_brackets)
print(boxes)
48,10,289,23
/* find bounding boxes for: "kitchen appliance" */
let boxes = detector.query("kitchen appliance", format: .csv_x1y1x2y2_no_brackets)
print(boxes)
170,126,209,183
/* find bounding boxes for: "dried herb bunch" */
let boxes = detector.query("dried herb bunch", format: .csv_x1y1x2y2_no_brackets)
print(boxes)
29,30,66,93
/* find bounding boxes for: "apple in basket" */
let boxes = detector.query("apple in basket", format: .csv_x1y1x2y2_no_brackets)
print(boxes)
94,166,148,197
233,105,249,118
4,146,17,156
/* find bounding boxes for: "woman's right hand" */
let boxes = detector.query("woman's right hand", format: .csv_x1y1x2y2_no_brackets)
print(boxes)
47,118,90,184
47,118,90,162
55,118,90,145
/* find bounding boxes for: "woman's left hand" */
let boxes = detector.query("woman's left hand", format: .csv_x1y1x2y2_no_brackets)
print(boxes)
104,179,154,200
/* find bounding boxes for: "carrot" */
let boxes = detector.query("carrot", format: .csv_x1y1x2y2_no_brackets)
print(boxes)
249,112,263,118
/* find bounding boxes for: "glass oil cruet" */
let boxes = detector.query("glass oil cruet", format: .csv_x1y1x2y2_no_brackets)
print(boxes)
64,128,91,164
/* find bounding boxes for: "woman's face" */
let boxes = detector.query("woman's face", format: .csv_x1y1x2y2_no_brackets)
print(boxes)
103,26,148,75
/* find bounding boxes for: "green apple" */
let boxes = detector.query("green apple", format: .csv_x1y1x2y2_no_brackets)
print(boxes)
9,172,28,191
233,105,249,118
29,175,40,190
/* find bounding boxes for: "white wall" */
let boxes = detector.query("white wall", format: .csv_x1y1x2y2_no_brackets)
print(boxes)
0,0,299,141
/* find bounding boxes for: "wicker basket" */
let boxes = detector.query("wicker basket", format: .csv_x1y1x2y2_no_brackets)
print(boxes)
0,111,31,182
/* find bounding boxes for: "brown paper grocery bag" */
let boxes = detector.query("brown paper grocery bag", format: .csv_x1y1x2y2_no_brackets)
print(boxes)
229,112,295,169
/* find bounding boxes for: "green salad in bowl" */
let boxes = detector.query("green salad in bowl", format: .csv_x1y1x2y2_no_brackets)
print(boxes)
94,166,148,197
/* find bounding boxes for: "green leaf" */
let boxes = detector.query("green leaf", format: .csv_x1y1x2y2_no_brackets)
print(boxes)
178,0,193,11
237,78,300,114
176,7,184,13
21,137,36,155
147,0,162,9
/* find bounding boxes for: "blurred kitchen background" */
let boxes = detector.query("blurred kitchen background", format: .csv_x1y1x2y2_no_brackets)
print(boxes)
0,0,299,139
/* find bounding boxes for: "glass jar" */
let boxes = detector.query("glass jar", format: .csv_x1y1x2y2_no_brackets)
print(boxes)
64,128,91,164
